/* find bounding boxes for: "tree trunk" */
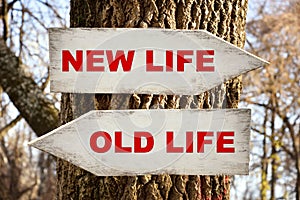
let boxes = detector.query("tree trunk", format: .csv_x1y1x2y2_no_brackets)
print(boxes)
57,0,248,199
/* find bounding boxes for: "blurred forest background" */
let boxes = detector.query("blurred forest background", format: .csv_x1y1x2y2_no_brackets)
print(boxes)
0,0,298,199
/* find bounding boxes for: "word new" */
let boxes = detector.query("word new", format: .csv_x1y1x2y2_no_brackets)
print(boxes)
90,131,235,153
62,50,215,72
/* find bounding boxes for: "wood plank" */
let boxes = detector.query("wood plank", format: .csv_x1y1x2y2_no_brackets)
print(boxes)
29,109,250,176
49,28,268,94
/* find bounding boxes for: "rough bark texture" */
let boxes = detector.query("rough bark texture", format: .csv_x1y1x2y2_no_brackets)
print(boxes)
57,0,248,199
0,40,59,137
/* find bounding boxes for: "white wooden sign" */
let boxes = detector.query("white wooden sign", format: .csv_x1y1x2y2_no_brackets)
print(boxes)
29,109,250,176
49,28,268,94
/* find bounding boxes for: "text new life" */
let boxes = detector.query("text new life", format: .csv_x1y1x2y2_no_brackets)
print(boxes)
61,49,215,72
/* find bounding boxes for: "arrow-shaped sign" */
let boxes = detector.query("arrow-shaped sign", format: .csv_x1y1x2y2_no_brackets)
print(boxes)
49,28,268,94
29,109,250,176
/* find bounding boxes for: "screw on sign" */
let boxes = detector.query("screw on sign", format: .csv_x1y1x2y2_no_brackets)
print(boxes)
29,28,269,176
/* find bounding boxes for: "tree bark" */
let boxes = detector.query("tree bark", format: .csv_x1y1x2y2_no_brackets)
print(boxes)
57,0,248,199
0,40,59,137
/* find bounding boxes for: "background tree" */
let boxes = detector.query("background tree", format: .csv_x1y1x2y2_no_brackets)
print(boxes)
57,0,248,199
232,0,300,199
0,0,67,199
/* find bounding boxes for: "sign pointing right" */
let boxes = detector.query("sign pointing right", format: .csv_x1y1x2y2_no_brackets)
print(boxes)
49,28,269,94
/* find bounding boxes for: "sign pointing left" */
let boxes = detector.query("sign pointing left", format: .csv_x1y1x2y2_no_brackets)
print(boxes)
29,109,250,176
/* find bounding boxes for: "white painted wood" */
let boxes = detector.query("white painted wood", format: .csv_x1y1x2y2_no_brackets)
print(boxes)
49,28,268,94
29,109,250,176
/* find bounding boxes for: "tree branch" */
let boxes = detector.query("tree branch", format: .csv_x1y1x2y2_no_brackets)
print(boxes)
0,39,59,137
0,114,22,139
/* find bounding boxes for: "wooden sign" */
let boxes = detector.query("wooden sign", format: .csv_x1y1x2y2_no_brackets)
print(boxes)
49,28,268,94
29,109,250,176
